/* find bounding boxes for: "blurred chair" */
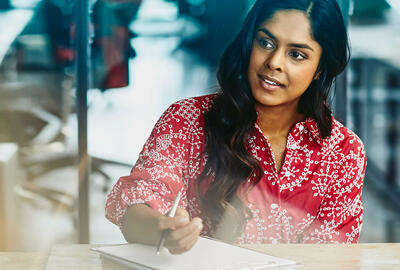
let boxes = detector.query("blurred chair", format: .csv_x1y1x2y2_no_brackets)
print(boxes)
0,70,76,210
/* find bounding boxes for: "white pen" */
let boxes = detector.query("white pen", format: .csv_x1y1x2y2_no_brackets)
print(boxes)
156,191,182,255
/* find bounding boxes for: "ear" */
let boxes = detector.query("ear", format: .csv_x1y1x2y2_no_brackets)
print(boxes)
314,71,321,80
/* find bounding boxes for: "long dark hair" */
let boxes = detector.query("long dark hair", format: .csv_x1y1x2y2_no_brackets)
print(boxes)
197,0,350,242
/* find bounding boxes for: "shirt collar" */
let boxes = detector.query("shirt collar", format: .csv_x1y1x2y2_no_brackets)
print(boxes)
304,118,324,146
254,112,332,147
304,116,338,146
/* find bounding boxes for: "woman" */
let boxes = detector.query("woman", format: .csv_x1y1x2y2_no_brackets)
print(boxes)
106,0,367,254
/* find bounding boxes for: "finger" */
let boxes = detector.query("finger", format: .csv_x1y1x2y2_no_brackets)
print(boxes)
157,216,186,231
157,209,190,230
170,208,190,229
168,227,202,254
184,233,201,251
174,208,190,220
166,218,203,250
168,218,202,241
176,228,201,253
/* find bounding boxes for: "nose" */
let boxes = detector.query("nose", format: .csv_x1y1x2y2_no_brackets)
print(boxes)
265,49,284,72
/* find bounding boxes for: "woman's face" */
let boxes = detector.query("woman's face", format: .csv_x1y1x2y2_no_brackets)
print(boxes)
247,9,322,111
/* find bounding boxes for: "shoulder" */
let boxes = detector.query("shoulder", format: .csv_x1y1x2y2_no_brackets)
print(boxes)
169,93,217,112
162,94,217,121
153,94,218,134
328,118,366,162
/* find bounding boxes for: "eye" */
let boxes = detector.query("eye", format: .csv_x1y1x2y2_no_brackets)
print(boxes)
289,51,307,60
258,38,274,49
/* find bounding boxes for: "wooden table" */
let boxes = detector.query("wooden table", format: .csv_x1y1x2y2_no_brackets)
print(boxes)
0,252,47,270
1,243,400,270
246,243,400,269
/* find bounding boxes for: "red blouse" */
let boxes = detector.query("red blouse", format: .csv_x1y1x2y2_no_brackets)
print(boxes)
106,94,367,244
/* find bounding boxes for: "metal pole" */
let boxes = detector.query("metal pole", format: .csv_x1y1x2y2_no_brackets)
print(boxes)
76,0,90,244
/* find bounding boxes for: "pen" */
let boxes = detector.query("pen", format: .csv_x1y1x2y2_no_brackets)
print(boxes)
156,191,182,255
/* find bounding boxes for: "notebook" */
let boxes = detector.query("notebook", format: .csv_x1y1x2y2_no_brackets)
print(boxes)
91,237,298,270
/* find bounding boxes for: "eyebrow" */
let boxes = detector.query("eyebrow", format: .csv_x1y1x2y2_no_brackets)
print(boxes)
257,28,314,51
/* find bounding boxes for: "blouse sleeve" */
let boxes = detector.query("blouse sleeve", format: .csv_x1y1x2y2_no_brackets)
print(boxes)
304,137,367,243
105,102,195,227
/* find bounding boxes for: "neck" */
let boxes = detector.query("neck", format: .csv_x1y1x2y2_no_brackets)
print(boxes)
255,102,305,138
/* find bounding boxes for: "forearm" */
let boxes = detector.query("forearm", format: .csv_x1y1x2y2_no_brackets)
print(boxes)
121,204,163,245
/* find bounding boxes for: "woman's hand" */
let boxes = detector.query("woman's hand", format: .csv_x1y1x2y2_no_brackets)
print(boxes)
121,204,202,254
157,208,203,254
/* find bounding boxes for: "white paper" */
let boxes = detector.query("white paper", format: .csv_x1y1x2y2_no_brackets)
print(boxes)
91,237,297,270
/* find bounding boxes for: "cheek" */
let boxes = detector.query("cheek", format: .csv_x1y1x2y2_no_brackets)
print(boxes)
249,47,265,71
289,64,318,89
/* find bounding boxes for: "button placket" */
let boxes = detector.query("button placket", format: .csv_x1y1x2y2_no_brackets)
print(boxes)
254,123,280,178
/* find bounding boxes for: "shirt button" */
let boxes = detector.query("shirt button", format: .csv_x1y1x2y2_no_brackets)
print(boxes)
290,144,298,150
285,171,291,177
298,125,304,131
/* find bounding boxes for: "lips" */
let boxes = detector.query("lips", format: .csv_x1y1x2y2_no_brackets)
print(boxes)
257,74,285,91
258,75,284,87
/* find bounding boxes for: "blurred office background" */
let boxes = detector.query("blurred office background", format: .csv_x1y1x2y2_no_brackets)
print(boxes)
0,0,399,252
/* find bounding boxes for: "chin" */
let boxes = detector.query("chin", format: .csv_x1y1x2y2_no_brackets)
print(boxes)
252,92,280,107
254,98,282,108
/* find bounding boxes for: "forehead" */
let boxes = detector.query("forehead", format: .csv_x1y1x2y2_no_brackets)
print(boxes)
258,9,317,44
